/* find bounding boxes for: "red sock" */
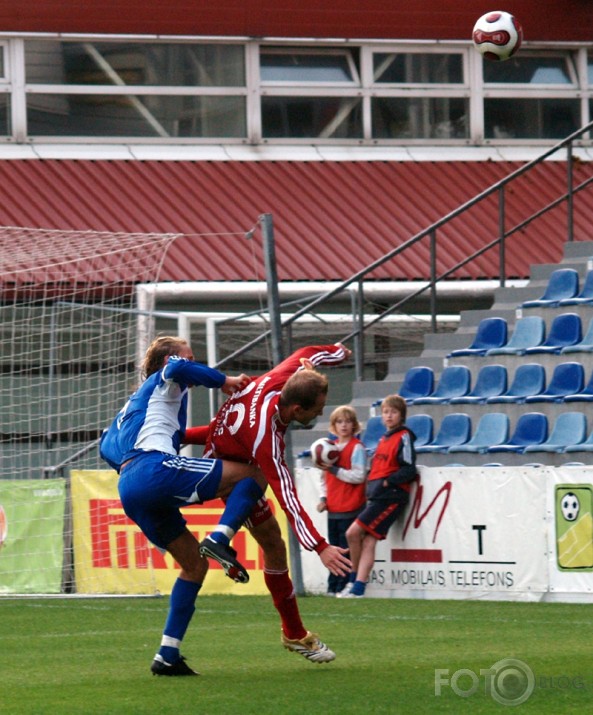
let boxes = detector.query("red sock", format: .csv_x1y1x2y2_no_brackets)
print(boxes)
264,568,307,640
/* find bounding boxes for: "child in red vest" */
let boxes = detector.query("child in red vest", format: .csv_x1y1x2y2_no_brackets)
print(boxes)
316,405,367,596
339,394,418,599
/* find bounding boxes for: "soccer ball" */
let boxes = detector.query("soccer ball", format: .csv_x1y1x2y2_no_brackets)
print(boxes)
310,438,340,468
472,11,523,62
561,492,580,522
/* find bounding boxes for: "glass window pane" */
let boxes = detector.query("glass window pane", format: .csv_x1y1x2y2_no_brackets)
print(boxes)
27,94,246,137
484,98,579,139
372,97,468,139
261,96,362,138
25,42,245,87
373,53,463,84
0,96,9,135
261,51,356,82
483,55,574,84
588,53,593,84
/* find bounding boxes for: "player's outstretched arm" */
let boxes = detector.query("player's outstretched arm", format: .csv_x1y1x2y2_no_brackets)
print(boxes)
319,544,352,577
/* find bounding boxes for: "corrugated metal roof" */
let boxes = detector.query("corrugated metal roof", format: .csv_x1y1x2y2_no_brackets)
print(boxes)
0,158,591,283
2,0,592,42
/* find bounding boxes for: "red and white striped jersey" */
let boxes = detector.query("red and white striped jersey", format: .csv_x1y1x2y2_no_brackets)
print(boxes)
207,344,348,552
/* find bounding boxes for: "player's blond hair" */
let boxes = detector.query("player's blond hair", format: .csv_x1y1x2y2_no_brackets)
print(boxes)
329,405,361,434
141,336,189,379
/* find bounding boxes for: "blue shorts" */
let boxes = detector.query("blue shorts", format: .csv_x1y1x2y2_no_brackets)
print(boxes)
117,451,223,550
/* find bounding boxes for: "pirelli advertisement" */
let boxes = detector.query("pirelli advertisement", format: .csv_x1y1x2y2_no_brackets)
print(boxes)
70,470,289,596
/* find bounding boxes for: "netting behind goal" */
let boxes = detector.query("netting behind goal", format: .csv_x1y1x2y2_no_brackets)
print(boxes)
0,227,178,595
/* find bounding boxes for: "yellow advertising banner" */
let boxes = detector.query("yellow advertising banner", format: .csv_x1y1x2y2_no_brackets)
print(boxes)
71,469,289,596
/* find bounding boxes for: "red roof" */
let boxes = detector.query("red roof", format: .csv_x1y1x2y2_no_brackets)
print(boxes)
0,158,590,283
0,0,591,41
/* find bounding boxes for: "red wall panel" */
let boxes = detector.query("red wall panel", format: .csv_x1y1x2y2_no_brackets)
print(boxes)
0,1,590,41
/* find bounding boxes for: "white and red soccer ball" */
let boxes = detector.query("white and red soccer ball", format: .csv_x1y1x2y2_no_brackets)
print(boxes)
310,438,340,469
472,11,523,62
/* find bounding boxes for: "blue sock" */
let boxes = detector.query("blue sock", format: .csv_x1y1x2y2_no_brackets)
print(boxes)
209,477,263,546
158,578,201,663
351,580,366,596
348,572,357,584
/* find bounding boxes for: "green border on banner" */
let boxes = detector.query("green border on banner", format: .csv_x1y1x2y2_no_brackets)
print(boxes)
0,479,66,594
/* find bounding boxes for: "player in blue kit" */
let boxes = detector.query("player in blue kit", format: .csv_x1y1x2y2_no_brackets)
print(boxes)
100,335,266,676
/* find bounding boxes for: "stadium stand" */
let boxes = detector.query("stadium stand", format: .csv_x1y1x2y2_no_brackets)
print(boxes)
558,269,593,306
447,413,510,454
523,313,582,355
485,315,545,356
446,317,507,357
406,414,434,449
523,412,587,453
411,365,471,405
486,412,549,454
485,363,546,404
524,362,585,403
397,366,435,404
449,364,507,404
416,413,471,453
522,268,579,308
560,316,593,354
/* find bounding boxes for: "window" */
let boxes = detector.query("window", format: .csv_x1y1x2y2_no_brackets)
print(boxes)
0,37,588,145
484,98,580,139
260,48,359,84
260,47,361,139
481,51,581,143
373,52,463,84
483,53,576,85
24,41,247,139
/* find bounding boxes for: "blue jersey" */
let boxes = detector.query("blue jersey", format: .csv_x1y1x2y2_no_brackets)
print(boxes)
100,356,226,472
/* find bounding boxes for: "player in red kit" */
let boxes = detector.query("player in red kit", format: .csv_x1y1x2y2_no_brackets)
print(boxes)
185,343,352,663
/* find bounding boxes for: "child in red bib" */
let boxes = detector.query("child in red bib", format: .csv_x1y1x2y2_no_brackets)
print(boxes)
316,405,367,595
339,395,417,599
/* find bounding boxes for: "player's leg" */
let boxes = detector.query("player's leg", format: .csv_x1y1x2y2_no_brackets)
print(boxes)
339,518,365,596
198,460,266,580
151,529,208,676
248,504,335,663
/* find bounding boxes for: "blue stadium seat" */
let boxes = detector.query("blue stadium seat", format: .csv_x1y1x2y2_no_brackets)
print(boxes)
412,365,471,405
561,316,593,354
524,412,587,453
447,317,507,357
416,413,471,453
361,415,387,454
565,429,593,453
485,316,545,356
524,313,582,355
564,367,593,403
448,413,509,454
406,414,433,448
486,412,548,454
559,269,593,306
522,268,579,308
398,366,434,404
449,364,507,404
485,363,546,404
524,362,585,403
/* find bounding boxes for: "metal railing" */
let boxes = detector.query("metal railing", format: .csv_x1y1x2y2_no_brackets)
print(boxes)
215,121,593,379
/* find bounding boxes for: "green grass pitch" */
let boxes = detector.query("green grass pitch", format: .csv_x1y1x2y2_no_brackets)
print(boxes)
1,595,592,714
